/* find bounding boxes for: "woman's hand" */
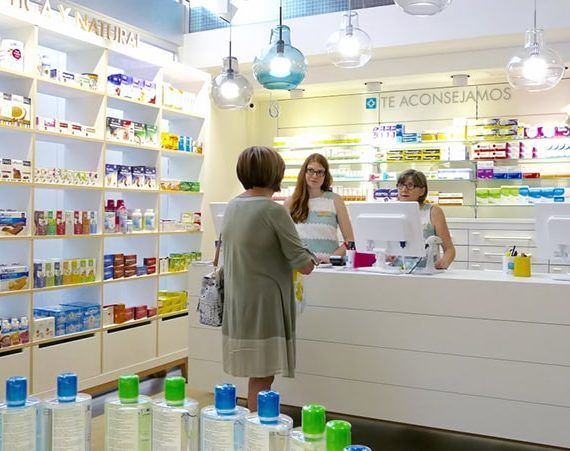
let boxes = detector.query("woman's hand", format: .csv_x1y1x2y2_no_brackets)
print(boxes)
319,256,330,264
435,255,452,269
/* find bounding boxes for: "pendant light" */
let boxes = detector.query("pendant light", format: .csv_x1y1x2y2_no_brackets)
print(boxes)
506,0,565,92
326,0,372,68
252,1,307,90
394,0,452,16
210,21,253,109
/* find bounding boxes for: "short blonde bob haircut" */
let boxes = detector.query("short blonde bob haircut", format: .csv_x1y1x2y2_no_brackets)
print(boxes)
236,146,285,192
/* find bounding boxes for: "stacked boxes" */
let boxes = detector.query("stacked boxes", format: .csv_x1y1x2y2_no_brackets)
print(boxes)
47,69,98,91
34,167,99,186
33,302,99,337
34,210,97,236
1,158,31,182
103,254,156,280
158,291,188,315
107,74,156,104
0,210,27,237
105,164,156,189
159,179,200,192
106,117,158,146
103,303,154,326
159,253,201,274
33,258,96,288
160,132,194,152
36,116,96,137
162,82,195,110
0,264,28,292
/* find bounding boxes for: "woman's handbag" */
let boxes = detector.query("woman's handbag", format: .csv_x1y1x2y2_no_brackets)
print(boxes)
198,236,224,327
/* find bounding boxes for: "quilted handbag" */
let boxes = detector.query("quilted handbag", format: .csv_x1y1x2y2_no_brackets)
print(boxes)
198,236,224,327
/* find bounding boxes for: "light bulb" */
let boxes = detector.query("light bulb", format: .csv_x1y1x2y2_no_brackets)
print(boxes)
269,55,292,78
338,33,361,58
521,54,548,83
219,79,240,99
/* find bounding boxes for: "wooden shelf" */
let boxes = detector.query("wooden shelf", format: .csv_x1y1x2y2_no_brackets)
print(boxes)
0,342,30,354
37,77,105,98
33,234,102,240
160,190,203,196
0,288,31,297
105,140,160,152
104,186,159,193
33,281,100,293
32,329,98,346
34,183,103,191
160,149,204,158
107,93,160,110
103,316,157,331
103,274,158,284
103,231,158,237
159,270,189,277
0,123,33,134
159,309,189,319
35,129,104,144
159,230,202,235
162,106,205,120
0,235,31,241
0,180,32,187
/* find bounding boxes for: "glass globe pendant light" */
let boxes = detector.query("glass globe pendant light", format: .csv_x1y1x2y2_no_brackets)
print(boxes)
506,0,565,92
252,1,307,90
326,0,372,68
394,0,452,16
210,21,253,109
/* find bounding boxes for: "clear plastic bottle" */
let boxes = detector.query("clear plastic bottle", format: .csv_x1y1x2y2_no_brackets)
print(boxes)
325,420,351,451
244,390,293,450
40,373,92,451
290,404,326,450
132,209,143,232
143,209,155,231
0,376,40,450
200,383,249,451
105,375,151,451
152,376,198,451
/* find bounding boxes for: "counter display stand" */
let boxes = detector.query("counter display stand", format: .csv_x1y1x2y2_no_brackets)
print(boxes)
0,8,210,398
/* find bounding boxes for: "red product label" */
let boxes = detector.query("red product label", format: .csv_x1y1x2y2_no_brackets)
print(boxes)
56,211,65,235
73,211,82,235
12,49,21,60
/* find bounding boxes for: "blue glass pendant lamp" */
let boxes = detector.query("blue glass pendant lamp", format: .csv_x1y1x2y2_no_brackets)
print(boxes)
252,1,307,90
210,21,253,109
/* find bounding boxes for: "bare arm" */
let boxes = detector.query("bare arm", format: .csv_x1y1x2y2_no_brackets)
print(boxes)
431,206,456,269
331,194,355,256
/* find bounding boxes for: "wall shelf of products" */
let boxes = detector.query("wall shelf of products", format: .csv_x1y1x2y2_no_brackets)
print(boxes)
275,121,570,216
0,8,209,395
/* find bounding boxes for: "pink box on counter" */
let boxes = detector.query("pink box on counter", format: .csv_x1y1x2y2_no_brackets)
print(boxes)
354,252,377,268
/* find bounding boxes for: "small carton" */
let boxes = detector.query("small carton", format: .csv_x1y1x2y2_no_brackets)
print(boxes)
73,211,82,235
120,74,133,98
143,80,157,105
104,267,114,280
113,304,126,324
61,71,75,85
145,166,156,189
52,259,63,286
144,124,158,146
22,160,31,181
0,210,27,237
1,158,11,180
118,165,132,188
64,210,74,235
134,305,147,320
10,159,23,180
71,122,83,136
133,122,145,144
56,210,65,235
105,164,118,188
62,260,72,285
131,166,145,188
58,120,70,135
106,117,124,141
132,77,144,102
102,305,114,326
82,211,90,235
0,39,24,71
86,258,96,282
124,307,135,322
120,119,134,142
107,74,122,97
0,264,29,292
44,261,54,287
32,316,55,341
62,302,100,330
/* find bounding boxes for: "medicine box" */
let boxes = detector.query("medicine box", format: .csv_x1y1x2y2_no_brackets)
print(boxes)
61,302,101,330
32,317,55,341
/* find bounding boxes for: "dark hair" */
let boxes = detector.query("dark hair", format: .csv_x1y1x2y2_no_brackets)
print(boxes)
236,146,285,192
397,169,428,204
289,153,332,223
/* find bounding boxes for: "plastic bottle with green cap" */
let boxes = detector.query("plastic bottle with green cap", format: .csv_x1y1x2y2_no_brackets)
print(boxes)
244,390,293,450
325,420,351,451
200,383,249,450
151,376,199,450
104,374,151,451
40,372,92,451
0,376,40,450
290,404,327,450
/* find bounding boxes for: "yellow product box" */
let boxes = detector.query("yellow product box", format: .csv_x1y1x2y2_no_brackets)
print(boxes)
62,260,72,285
71,260,80,284
160,132,179,150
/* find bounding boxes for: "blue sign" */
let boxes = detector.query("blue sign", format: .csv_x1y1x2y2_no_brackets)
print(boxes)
365,97,377,110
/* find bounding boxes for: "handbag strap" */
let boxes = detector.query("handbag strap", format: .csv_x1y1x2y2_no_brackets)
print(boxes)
213,234,222,267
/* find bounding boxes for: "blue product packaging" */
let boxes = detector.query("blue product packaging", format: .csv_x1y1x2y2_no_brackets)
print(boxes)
104,254,114,268
34,262,45,289
35,307,66,336
104,267,114,280
185,136,193,152
62,302,101,330
541,188,555,199
178,135,185,151
136,266,147,277
553,187,565,197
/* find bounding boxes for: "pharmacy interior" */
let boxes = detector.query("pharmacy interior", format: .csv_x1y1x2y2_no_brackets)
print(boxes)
0,0,569,450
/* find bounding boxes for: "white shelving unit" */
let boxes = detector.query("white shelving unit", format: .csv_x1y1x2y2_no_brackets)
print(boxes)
0,8,210,397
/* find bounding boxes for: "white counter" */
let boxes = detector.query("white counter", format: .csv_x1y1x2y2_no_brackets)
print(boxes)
188,267,570,448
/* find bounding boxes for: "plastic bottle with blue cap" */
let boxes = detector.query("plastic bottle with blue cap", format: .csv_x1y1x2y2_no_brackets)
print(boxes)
0,376,40,450
200,383,249,450
104,374,151,451
343,446,371,451
151,376,199,450
40,372,92,451
244,390,293,450
290,404,326,450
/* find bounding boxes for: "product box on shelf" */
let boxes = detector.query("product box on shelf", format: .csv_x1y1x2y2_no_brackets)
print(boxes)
0,39,24,71
118,165,132,188
0,264,28,292
61,302,101,330
143,80,157,105
102,306,114,326
133,122,145,144
105,164,118,187
145,167,157,189
135,305,148,320
0,93,31,128
106,117,128,142
145,124,158,146
131,166,146,188
119,74,133,98
0,210,27,236
32,316,55,341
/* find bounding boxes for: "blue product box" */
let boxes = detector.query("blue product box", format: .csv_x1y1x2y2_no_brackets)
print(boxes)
65,320,82,334
104,254,114,267
178,135,185,151
185,136,193,152
136,266,147,277
553,187,565,197
62,302,101,330
104,267,114,280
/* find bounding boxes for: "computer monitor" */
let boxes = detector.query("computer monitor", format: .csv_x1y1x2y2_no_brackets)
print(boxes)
349,201,426,262
535,203,570,280
210,202,227,237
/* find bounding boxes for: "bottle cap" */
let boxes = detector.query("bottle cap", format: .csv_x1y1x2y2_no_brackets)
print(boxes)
214,383,236,414
164,377,185,406
302,404,326,436
258,391,280,424
326,420,352,451
6,376,27,407
118,375,139,403
57,373,77,403
344,447,371,451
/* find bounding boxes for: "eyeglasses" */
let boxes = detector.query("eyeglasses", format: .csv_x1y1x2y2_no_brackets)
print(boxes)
306,168,326,177
397,182,418,190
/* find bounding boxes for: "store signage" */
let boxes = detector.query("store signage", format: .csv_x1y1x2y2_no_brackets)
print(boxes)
365,97,378,110
378,86,512,110
9,0,140,48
